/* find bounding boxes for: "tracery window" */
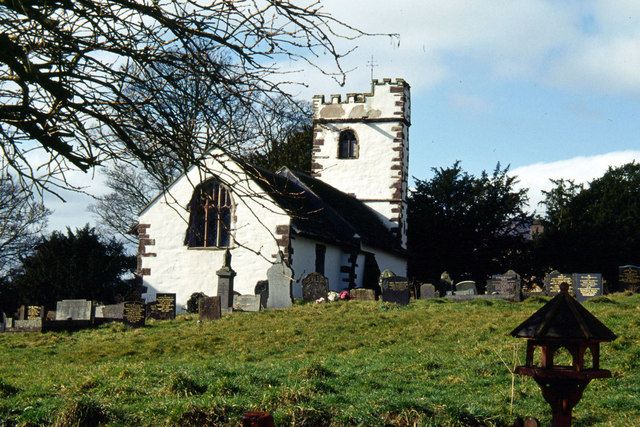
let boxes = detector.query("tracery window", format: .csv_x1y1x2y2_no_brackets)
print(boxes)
338,129,358,159
185,179,232,248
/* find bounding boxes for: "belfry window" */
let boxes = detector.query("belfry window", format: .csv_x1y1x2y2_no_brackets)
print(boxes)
185,179,232,248
338,130,358,159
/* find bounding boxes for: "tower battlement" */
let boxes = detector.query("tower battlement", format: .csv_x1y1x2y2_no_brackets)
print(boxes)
312,78,410,125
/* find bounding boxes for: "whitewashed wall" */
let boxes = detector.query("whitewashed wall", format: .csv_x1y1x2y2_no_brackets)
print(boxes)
290,236,348,296
138,152,290,311
362,244,407,278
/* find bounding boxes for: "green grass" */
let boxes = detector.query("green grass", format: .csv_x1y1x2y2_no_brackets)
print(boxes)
1,294,639,426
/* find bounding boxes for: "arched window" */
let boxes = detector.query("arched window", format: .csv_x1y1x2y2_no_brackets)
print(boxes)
185,179,232,248
338,129,358,159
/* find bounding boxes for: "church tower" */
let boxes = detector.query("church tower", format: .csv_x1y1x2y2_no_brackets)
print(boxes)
311,78,410,248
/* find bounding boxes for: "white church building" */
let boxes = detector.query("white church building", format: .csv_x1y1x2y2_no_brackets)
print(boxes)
136,78,411,309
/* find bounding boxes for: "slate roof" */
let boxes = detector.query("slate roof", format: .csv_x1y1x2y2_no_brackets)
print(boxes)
510,286,616,341
242,163,405,256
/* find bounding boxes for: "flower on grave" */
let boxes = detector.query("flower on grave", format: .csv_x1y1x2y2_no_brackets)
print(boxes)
327,291,339,302
339,290,350,300
315,297,326,304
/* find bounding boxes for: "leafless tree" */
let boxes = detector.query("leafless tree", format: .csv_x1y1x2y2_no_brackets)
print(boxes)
1,0,379,196
0,166,50,273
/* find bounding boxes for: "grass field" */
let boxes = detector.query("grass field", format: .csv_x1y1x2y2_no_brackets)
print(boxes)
1,294,639,426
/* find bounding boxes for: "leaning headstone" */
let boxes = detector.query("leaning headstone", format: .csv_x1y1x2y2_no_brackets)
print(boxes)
618,265,640,292
216,249,236,311
381,275,411,305
573,273,603,302
419,283,436,299
455,281,477,296
486,270,522,301
350,288,376,301
266,252,293,309
27,306,44,320
544,271,574,296
255,280,269,309
301,272,329,302
233,295,261,312
148,293,176,320
122,301,145,328
199,296,221,321
55,300,93,321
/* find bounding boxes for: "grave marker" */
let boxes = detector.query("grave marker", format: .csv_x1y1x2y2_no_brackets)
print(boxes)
100,303,125,319
573,273,603,302
233,295,261,312
27,306,44,320
350,288,376,301
544,271,574,296
12,319,43,332
55,300,93,321
419,283,436,299
266,253,293,309
150,293,176,320
17,305,25,320
122,301,145,327
618,265,640,292
455,281,477,296
199,296,221,321
487,270,522,301
301,272,329,302
255,280,269,309
381,275,410,305
217,249,236,311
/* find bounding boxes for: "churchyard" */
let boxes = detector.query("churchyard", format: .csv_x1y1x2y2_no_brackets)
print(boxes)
1,287,639,426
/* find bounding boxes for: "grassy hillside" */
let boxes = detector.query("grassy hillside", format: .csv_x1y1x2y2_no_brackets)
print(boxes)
1,295,639,426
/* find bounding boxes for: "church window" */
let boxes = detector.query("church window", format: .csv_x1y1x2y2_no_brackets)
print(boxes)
338,130,358,159
315,244,326,274
185,179,232,248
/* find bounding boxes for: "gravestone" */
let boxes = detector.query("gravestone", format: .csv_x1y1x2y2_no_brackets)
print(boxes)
100,303,125,319
122,301,145,327
46,311,56,321
148,293,176,320
618,265,640,292
381,275,411,305
233,295,261,312
55,300,93,321
419,283,436,299
217,249,236,311
486,270,522,301
266,252,293,309
27,306,44,320
350,288,376,301
301,272,329,302
379,269,396,288
255,280,269,309
544,271,574,296
455,281,477,296
12,319,43,332
199,296,221,321
439,271,454,296
573,273,603,302
17,305,26,320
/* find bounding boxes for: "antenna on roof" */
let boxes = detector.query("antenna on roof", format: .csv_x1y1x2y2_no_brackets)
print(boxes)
366,55,378,80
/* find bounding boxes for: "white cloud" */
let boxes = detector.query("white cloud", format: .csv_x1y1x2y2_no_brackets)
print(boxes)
511,150,640,213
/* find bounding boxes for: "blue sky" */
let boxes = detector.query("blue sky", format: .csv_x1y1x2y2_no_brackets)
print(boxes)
46,0,640,230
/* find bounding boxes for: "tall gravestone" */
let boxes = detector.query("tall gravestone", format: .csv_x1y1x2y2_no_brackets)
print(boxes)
455,281,477,296
216,249,236,311
199,296,222,321
619,265,640,292
27,306,44,321
419,283,436,299
122,301,145,327
301,272,329,302
544,271,574,296
255,280,269,309
266,252,293,309
487,270,522,301
380,274,410,305
55,300,93,321
573,273,603,302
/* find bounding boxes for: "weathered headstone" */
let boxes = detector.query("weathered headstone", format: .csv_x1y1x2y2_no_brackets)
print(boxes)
199,296,221,321
379,269,395,288
12,319,43,332
618,265,640,292
455,281,477,296
122,301,145,327
55,300,93,321
217,249,236,311
232,295,261,312
487,270,522,301
46,311,56,321
573,273,603,302
100,303,125,319
350,288,376,301
439,271,454,296
419,283,436,299
381,275,410,305
544,271,574,296
255,280,269,309
266,252,293,309
301,272,329,302
27,306,44,320
147,293,176,320
17,305,26,320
